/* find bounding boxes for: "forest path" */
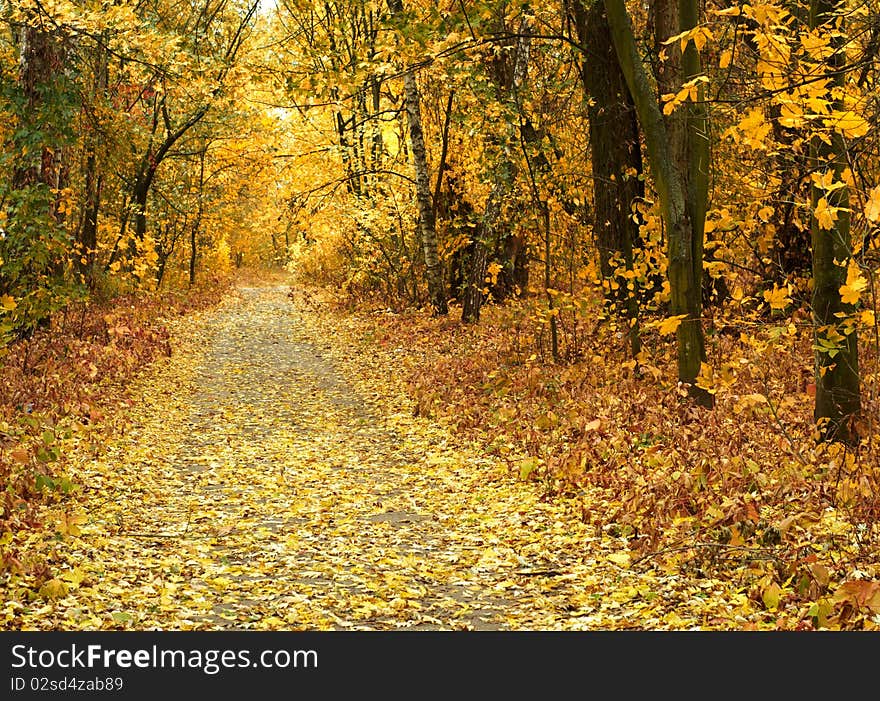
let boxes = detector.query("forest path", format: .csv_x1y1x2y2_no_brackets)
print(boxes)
24,280,715,630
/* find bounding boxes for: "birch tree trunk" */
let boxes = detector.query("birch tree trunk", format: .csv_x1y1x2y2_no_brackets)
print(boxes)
386,0,448,315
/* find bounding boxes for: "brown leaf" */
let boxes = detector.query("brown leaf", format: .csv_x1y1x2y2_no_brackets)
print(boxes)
833,580,880,614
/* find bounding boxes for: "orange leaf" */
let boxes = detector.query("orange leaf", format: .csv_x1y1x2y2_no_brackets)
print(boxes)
584,418,601,432
833,580,880,613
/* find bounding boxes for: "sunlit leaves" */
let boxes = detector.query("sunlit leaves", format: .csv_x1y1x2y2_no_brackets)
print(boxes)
864,185,880,222
825,110,869,139
733,108,772,150
762,284,791,310
655,314,687,335
838,261,867,306
813,197,839,230
660,26,713,54
661,75,709,115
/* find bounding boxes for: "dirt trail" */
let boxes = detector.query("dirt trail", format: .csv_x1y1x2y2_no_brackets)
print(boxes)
18,281,729,630
33,283,575,630
168,283,517,629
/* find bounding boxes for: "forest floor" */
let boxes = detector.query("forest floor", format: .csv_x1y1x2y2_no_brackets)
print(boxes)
3,272,878,630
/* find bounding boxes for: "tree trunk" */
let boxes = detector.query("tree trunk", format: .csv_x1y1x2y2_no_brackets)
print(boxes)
387,0,448,315
462,176,508,323
190,147,207,286
809,0,860,443
1,15,71,334
461,20,532,324
604,0,711,406
76,42,108,286
11,23,66,197
572,0,644,358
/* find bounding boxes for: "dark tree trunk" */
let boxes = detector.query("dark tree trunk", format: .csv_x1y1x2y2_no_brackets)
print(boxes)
605,0,712,406
809,0,860,443
76,43,108,286
572,0,644,357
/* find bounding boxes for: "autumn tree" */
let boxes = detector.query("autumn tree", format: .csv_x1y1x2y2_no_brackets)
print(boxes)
0,2,76,337
107,0,259,272
604,0,711,405
461,11,532,325
569,0,644,357
807,0,861,441
386,0,448,315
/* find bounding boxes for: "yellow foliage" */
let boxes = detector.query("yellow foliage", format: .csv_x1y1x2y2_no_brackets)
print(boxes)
839,261,867,306
656,314,688,335
865,185,880,222
763,284,791,310
814,197,839,230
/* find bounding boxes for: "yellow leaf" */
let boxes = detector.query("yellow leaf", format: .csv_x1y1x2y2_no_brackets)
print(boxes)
60,568,86,589
811,171,845,192
692,27,713,53
0,294,15,311
762,582,782,610
607,552,630,567
778,101,805,128
58,512,87,537
485,262,502,285
828,110,869,139
839,261,867,306
728,525,745,547
800,30,833,59
719,49,732,68
865,184,880,222
661,28,692,47
737,108,771,149
757,205,774,222
763,285,791,310
695,362,716,394
814,197,838,230
657,314,688,335
39,578,69,600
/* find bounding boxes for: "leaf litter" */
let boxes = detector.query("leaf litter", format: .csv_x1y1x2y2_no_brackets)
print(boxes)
3,280,876,630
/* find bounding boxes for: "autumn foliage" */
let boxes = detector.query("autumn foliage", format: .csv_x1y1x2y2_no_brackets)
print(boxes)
2,0,880,630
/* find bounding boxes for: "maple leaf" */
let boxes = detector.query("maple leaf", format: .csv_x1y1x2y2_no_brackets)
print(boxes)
763,285,791,310
827,110,870,139
810,171,845,192
737,108,771,149
839,262,867,306
39,578,69,600
814,197,839,230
